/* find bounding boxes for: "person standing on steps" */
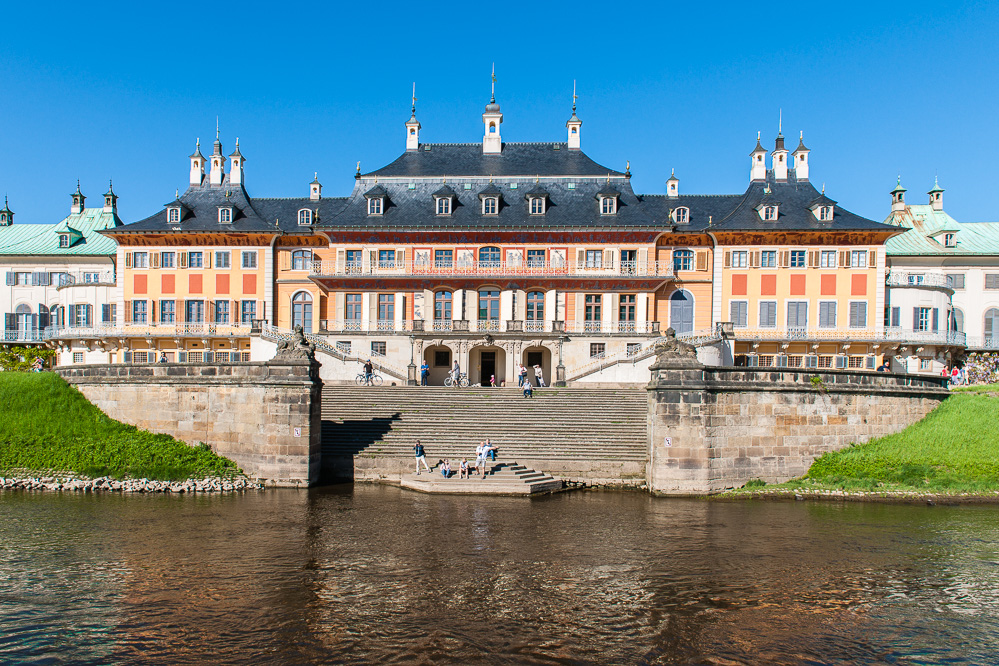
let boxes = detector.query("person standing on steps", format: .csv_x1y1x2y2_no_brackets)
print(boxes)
518,363,528,387
450,359,461,387
534,364,545,388
414,440,431,475
420,360,430,386
475,442,488,478
363,359,375,386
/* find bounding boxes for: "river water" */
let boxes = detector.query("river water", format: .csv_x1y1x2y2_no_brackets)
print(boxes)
1,485,998,665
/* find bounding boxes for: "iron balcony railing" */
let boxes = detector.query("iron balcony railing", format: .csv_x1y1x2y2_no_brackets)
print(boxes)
310,259,675,279
885,271,953,289
2,330,46,343
965,336,999,349
316,318,660,335
734,326,966,346
55,271,116,289
41,323,253,340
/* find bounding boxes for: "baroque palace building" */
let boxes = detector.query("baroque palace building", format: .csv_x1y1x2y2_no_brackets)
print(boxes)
76,89,902,383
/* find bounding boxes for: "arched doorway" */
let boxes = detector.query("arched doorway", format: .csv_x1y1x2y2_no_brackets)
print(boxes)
985,308,999,343
292,291,313,333
521,346,552,387
15,304,32,339
670,289,694,334
470,345,506,386
422,344,455,385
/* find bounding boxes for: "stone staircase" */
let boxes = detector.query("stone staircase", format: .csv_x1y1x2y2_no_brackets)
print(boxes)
399,462,564,495
321,386,649,486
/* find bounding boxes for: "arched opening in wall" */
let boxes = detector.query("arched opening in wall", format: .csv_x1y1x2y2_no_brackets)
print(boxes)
292,291,313,333
38,304,50,330
985,308,999,344
470,345,506,386
14,303,33,337
422,344,453,386
522,346,552,387
950,307,964,333
669,289,694,334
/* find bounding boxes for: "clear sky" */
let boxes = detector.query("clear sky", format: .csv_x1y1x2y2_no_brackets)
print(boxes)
1,1,996,226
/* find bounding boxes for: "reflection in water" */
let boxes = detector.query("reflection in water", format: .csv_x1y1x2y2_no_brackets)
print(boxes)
1,487,998,664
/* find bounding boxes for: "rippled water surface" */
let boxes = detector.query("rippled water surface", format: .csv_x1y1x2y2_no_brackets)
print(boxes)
2,486,999,664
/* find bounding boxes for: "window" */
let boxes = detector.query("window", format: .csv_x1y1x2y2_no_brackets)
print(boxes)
292,292,314,333
584,294,602,331
214,300,229,324
820,250,837,268
985,309,999,339
527,291,545,329
787,301,808,329
817,206,833,221
885,306,901,327
368,198,383,215
947,274,965,289
761,251,777,268
241,251,257,269
620,249,636,274
378,250,395,269
985,274,999,290
346,250,363,272
298,209,312,225
731,251,748,268
215,251,230,269
161,252,175,268
160,300,176,323
849,302,867,328
481,197,498,215
479,247,501,268
188,252,203,268
590,343,606,358
790,250,806,268
527,249,545,267
14,272,29,285
186,300,204,323
219,207,232,224
346,294,362,326
70,304,92,328
168,208,180,223
132,300,147,324
916,307,932,332
619,294,636,323
907,274,925,286
529,197,545,215
585,250,602,269
600,196,616,215
851,250,867,268
433,249,453,268
730,300,748,328
819,302,837,328
951,308,964,333
133,252,149,268
101,304,116,324
377,294,394,325
83,273,100,283
73,352,84,364
436,197,451,215
673,207,689,224
292,250,313,271
673,249,694,272
478,290,499,321
59,234,70,248
920,358,932,371
944,233,955,247
434,350,450,367
762,206,778,221
371,341,387,356
434,291,452,321
759,301,777,328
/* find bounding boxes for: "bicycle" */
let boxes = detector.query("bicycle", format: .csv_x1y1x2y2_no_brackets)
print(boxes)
443,372,469,388
355,372,384,386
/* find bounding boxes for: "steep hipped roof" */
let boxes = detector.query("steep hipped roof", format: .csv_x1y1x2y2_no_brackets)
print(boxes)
0,207,120,256
885,205,999,255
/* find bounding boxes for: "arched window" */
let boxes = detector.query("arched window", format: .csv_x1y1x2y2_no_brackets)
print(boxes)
15,303,32,333
673,207,689,224
670,290,694,334
368,198,383,215
436,197,451,215
292,292,313,333
38,304,50,330
291,250,313,271
478,290,500,323
526,291,544,331
489,123,496,134
218,207,232,224
673,249,694,272
950,308,964,333
298,209,312,225
481,197,498,215
434,291,452,321
600,196,616,215
985,308,999,341
529,197,545,215
479,246,501,268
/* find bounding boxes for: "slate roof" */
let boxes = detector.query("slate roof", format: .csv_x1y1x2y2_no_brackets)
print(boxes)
0,207,120,256
885,204,999,256
364,142,627,178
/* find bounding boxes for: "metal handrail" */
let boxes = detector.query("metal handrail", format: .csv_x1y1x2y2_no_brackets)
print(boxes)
885,271,952,288
311,259,675,279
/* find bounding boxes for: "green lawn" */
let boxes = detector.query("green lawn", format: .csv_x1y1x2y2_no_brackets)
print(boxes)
735,393,999,494
952,383,999,395
0,373,241,480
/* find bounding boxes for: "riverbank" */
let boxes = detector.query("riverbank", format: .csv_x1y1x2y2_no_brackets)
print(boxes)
726,390,999,501
0,373,244,483
0,473,260,493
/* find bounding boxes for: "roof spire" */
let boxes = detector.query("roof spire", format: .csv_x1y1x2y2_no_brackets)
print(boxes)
216,116,220,140
411,82,417,114
572,79,577,113
778,108,783,136
490,63,496,103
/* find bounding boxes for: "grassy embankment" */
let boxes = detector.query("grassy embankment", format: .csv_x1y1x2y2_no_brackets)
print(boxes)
733,391,999,495
0,373,241,480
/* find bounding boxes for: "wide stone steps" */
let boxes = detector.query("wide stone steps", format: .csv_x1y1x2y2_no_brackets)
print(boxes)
399,462,564,495
321,386,649,462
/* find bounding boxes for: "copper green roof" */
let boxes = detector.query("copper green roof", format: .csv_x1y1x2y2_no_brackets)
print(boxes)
884,204,999,256
0,207,120,256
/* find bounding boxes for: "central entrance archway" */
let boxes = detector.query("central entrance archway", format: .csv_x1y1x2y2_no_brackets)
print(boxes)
522,346,552,387
470,345,506,386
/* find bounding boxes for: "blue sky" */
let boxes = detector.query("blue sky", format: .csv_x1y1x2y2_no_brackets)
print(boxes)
1,1,996,225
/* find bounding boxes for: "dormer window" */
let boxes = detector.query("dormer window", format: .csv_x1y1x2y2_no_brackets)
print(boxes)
368,198,383,215
673,207,689,224
168,207,180,223
761,205,778,221
817,206,833,221
529,197,545,215
219,207,232,224
298,209,313,225
482,197,498,215
59,234,70,248
436,197,451,215
600,196,617,215
944,233,956,247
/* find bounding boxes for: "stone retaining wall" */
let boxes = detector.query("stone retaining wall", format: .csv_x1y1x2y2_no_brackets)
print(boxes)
56,360,323,487
647,364,950,494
